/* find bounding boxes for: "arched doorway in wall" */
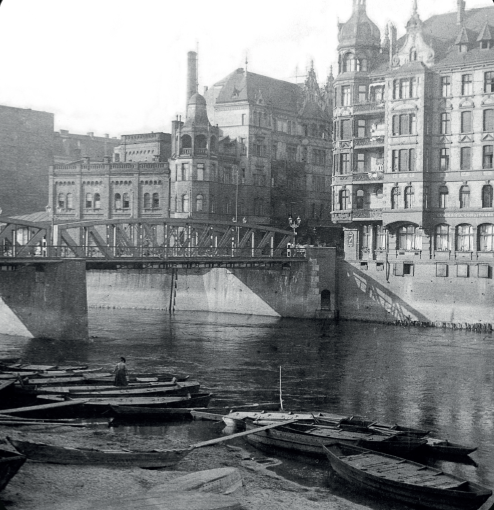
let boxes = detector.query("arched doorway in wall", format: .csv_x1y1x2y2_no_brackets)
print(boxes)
321,289,331,310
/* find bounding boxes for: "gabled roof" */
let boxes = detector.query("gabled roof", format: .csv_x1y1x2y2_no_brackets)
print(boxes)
214,69,303,113
455,26,473,45
477,22,493,42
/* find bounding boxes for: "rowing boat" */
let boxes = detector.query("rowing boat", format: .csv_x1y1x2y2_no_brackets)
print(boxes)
6,437,192,468
0,448,26,491
337,416,430,436
222,411,345,428
243,418,426,457
424,437,477,456
323,443,491,510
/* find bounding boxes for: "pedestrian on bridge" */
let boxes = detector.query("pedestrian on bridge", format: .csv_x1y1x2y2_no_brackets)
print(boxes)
114,357,128,386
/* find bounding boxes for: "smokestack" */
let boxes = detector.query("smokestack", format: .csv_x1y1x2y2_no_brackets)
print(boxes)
186,51,198,110
457,0,465,25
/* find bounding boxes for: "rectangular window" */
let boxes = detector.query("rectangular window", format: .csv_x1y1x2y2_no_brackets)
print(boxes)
461,111,472,133
400,79,410,99
341,119,352,139
462,74,473,95
241,114,246,125
357,119,366,138
287,145,297,162
342,86,351,106
410,77,418,98
484,109,494,131
357,153,365,172
483,145,493,169
441,76,451,97
440,113,451,134
392,115,399,136
409,148,416,171
197,163,204,181
440,148,450,170
400,114,409,135
399,149,409,171
485,72,494,93
392,150,399,172
358,85,367,103
393,80,399,99
461,147,471,169
341,153,350,174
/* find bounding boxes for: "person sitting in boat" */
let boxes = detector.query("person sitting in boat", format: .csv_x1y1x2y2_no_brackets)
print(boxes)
114,357,128,386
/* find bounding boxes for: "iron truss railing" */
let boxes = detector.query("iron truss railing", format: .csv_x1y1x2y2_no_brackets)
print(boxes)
0,218,305,261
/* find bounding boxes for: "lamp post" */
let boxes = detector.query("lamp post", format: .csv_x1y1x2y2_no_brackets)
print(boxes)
288,215,301,257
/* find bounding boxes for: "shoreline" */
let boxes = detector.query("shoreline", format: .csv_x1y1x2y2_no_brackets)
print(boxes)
0,424,371,510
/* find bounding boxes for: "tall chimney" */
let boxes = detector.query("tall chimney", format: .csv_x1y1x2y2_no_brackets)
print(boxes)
457,0,465,25
186,51,198,110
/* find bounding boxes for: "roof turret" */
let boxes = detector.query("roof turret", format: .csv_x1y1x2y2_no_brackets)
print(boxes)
338,0,381,50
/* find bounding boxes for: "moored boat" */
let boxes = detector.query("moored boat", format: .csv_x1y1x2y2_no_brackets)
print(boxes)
243,418,426,457
0,448,26,491
222,411,346,429
7,437,192,468
424,437,478,456
323,442,492,510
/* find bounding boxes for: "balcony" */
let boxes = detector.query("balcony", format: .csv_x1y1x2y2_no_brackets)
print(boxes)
354,136,385,148
352,170,384,182
353,102,385,115
331,208,383,223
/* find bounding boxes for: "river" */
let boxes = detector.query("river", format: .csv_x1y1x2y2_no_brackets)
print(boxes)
1,309,493,509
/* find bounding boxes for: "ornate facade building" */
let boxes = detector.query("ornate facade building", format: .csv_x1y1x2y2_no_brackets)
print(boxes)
332,0,494,277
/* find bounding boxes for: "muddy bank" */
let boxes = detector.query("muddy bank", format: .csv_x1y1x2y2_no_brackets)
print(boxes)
0,424,371,510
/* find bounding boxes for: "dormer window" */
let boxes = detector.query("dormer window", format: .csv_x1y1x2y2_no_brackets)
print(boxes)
459,44,468,53
481,41,490,50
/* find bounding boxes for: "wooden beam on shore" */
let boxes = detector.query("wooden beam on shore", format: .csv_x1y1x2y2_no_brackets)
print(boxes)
191,419,298,448
0,399,88,415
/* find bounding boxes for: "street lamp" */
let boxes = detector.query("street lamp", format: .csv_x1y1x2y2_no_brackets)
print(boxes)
288,215,301,257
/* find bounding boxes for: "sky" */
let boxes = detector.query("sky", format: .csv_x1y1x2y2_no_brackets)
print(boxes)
0,0,489,138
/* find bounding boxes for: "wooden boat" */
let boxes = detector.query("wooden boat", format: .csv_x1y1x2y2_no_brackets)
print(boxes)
37,490,242,510
0,448,26,491
424,437,477,456
222,411,346,428
54,380,201,398
110,406,197,421
337,415,430,436
24,380,192,394
323,443,492,510
243,419,426,457
37,393,212,410
6,437,192,468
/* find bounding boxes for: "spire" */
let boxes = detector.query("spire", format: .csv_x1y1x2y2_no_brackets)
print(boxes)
413,0,418,14
406,0,423,32
382,23,390,51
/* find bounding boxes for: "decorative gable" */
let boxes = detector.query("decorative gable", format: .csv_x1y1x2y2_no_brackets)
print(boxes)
459,99,475,109
459,135,473,143
438,99,453,110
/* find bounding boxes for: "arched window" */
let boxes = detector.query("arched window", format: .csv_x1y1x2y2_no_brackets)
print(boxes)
456,224,474,251
58,193,65,209
435,224,450,251
398,225,421,251
195,134,207,149
143,193,151,209
196,194,204,212
343,53,356,72
356,189,364,209
482,185,493,208
94,193,101,209
66,193,73,210
404,186,414,209
460,185,470,208
123,193,130,209
439,186,448,208
391,187,399,209
152,193,160,209
210,135,217,152
479,224,494,251
410,48,418,61
339,189,349,210
181,134,192,149
182,194,189,213
358,58,367,72
114,193,122,210
85,193,93,209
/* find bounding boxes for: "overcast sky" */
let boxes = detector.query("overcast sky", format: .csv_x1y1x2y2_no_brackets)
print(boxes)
0,0,489,137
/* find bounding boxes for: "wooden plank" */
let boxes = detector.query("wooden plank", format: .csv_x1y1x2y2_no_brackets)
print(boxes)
191,419,299,448
0,400,88,414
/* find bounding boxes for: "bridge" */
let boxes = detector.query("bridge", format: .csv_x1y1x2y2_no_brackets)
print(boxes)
0,217,302,266
0,217,336,341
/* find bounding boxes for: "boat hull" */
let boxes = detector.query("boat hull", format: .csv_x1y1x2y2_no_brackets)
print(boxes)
324,443,492,510
0,449,26,492
7,438,191,468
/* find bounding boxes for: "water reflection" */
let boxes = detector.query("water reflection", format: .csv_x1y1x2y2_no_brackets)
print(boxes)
0,309,493,508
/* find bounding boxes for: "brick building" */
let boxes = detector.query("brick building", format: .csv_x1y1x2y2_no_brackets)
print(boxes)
0,105,54,216
54,130,120,165
332,0,494,274
113,132,171,163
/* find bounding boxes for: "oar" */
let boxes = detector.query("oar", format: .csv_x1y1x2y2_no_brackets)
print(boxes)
191,419,299,448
